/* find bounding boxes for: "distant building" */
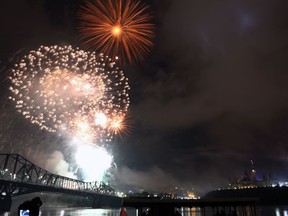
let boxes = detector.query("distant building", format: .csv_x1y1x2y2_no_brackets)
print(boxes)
169,187,198,199
228,160,278,189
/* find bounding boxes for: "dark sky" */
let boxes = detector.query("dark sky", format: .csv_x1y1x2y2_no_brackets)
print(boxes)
1,0,288,196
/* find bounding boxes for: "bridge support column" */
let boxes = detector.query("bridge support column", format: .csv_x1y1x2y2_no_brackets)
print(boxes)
0,196,12,212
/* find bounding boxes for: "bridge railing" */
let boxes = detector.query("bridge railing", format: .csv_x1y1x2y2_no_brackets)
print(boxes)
0,154,115,195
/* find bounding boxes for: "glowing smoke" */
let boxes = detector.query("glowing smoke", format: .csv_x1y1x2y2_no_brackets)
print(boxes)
45,151,76,179
75,145,113,182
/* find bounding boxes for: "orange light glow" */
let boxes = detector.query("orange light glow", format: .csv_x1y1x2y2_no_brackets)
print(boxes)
112,25,122,36
78,0,155,64
110,117,124,134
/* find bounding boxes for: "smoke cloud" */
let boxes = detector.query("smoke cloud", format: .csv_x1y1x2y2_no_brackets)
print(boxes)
45,151,76,179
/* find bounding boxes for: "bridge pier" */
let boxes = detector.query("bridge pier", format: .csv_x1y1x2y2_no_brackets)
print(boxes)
0,196,12,212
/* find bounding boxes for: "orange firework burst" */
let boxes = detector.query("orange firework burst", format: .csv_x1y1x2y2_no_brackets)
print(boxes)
78,0,155,64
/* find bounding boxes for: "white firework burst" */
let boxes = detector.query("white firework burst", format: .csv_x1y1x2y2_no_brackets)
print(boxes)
9,45,130,143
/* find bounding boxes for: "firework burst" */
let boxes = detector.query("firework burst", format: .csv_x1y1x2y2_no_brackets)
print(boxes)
78,0,155,64
9,45,130,143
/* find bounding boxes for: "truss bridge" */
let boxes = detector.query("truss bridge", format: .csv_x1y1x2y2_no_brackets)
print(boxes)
0,153,122,211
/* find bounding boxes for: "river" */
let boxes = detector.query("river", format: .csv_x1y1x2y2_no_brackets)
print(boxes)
4,205,288,216
5,208,136,216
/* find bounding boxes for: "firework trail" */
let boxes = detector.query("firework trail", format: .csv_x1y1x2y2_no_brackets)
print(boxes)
9,45,130,143
78,0,155,64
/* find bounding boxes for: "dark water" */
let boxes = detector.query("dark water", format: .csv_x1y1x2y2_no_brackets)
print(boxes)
6,208,137,216
258,206,288,216
4,205,288,216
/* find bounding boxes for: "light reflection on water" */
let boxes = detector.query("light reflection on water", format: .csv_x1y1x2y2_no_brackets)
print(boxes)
275,207,288,216
7,208,137,216
5,206,288,216
259,206,288,216
180,206,288,216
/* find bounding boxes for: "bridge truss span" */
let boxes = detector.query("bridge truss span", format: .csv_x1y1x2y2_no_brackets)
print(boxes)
0,153,115,197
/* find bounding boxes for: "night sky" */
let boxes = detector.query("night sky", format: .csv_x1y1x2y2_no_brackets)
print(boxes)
1,0,288,196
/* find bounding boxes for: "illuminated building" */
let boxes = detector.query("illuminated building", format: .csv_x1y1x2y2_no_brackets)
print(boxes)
228,160,278,189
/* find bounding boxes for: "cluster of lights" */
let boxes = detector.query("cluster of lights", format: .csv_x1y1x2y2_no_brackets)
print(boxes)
9,45,130,143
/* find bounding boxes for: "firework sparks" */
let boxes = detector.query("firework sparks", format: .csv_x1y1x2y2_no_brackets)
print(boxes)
78,0,155,64
9,45,130,143
75,145,113,182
